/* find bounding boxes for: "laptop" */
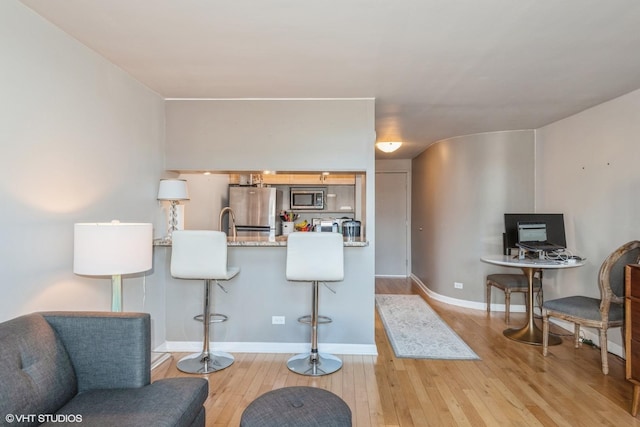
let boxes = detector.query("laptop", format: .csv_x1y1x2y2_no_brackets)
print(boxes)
516,221,565,251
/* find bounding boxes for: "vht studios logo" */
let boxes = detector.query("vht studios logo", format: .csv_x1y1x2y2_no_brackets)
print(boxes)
5,414,83,423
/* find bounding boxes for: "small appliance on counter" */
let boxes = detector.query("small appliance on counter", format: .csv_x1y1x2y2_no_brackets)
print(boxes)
310,218,334,232
342,220,361,241
312,217,353,233
333,217,352,232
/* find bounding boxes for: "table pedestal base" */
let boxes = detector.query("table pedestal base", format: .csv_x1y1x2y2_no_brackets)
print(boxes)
504,322,561,346
481,255,584,347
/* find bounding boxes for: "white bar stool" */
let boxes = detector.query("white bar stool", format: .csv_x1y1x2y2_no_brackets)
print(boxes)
171,230,239,374
286,232,344,376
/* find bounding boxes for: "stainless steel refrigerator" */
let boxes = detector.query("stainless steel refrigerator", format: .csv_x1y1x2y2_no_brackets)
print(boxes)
228,186,282,238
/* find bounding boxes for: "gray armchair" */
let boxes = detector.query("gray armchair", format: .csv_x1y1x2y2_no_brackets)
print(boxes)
0,311,208,426
542,240,640,374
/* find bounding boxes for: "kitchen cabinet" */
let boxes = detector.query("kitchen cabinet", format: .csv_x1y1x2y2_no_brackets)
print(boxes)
228,174,291,185
229,173,356,186
305,174,356,185
326,185,355,213
626,263,640,417
262,174,291,185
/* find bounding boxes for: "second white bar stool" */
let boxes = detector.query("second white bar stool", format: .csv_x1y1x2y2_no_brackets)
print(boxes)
286,231,344,376
171,230,239,374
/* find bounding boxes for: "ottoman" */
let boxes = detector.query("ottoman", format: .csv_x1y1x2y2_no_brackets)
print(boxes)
240,386,352,427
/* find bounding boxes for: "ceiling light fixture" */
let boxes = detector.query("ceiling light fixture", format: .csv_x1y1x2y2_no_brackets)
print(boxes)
376,142,402,153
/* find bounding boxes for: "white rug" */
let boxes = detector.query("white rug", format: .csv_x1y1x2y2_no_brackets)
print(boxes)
375,294,480,360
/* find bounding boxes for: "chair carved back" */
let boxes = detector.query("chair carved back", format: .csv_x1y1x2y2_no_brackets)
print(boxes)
598,240,640,317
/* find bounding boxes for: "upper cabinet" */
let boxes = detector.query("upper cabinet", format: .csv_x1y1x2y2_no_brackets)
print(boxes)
229,173,356,186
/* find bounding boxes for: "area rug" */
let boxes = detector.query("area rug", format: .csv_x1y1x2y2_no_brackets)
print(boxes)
375,294,480,360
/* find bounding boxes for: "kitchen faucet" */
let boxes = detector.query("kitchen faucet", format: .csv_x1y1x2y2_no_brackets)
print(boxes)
218,207,237,240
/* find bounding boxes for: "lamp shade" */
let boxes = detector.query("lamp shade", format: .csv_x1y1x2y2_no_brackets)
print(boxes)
74,221,153,275
157,179,189,201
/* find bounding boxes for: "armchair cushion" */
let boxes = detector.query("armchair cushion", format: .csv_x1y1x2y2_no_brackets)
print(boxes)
42,311,150,392
0,314,77,418
52,377,208,427
544,296,623,322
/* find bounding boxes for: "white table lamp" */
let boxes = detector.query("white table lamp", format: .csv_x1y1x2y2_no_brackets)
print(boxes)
74,221,153,311
157,179,189,240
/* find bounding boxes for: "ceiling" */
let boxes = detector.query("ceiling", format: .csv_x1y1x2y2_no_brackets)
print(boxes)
20,0,640,159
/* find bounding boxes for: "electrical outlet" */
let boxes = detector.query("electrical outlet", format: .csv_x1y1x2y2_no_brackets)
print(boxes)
454,282,463,289
272,316,285,325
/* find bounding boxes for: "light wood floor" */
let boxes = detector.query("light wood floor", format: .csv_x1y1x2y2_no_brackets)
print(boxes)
152,277,640,426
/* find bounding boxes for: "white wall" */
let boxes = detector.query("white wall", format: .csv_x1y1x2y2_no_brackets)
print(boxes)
536,88,640,352
1,2,167,346
411,131,535,305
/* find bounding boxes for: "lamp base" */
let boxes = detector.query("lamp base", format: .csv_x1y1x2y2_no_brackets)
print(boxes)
111,274,122,312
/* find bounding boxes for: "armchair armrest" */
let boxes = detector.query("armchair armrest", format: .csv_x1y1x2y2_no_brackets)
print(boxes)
41,311,151,393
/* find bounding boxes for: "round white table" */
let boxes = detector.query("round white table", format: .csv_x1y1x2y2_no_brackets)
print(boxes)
481,254,585,346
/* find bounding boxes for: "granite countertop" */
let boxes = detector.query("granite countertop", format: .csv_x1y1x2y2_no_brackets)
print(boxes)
154,235,368,247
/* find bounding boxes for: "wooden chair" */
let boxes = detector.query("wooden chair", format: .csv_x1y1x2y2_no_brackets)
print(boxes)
542,240,640,374
486,272,543,324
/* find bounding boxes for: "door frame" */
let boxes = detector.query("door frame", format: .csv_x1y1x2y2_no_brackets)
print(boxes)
374,168,411,277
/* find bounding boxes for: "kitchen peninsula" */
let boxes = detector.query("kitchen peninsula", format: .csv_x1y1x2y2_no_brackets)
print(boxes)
154,233,374,356
153,170,376,357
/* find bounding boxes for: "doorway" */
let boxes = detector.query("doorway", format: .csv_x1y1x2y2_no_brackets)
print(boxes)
375,171,409,277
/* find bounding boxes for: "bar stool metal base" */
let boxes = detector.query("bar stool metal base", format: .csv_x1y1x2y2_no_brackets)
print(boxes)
177,350,234,374
177,278,235,374
287,352,342,376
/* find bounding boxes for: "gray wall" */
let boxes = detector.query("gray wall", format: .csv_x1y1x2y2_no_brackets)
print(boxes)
3,2,376,352
411,131,535,305
1,2,167,346
165,99,374,172
535,88,640,352
161,99,377,349
410,92,640,356
175,173,231,230
10,0,639,356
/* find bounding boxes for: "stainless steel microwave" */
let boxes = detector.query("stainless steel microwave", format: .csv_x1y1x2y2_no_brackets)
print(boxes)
290,189,324,210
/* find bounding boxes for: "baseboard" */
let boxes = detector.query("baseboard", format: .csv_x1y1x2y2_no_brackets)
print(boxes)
156,341,378,356
411,274,487,310
548,318,625,359
150,351,172,370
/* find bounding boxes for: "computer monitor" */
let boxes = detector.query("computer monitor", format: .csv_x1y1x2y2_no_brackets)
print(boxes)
504,213,566,254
